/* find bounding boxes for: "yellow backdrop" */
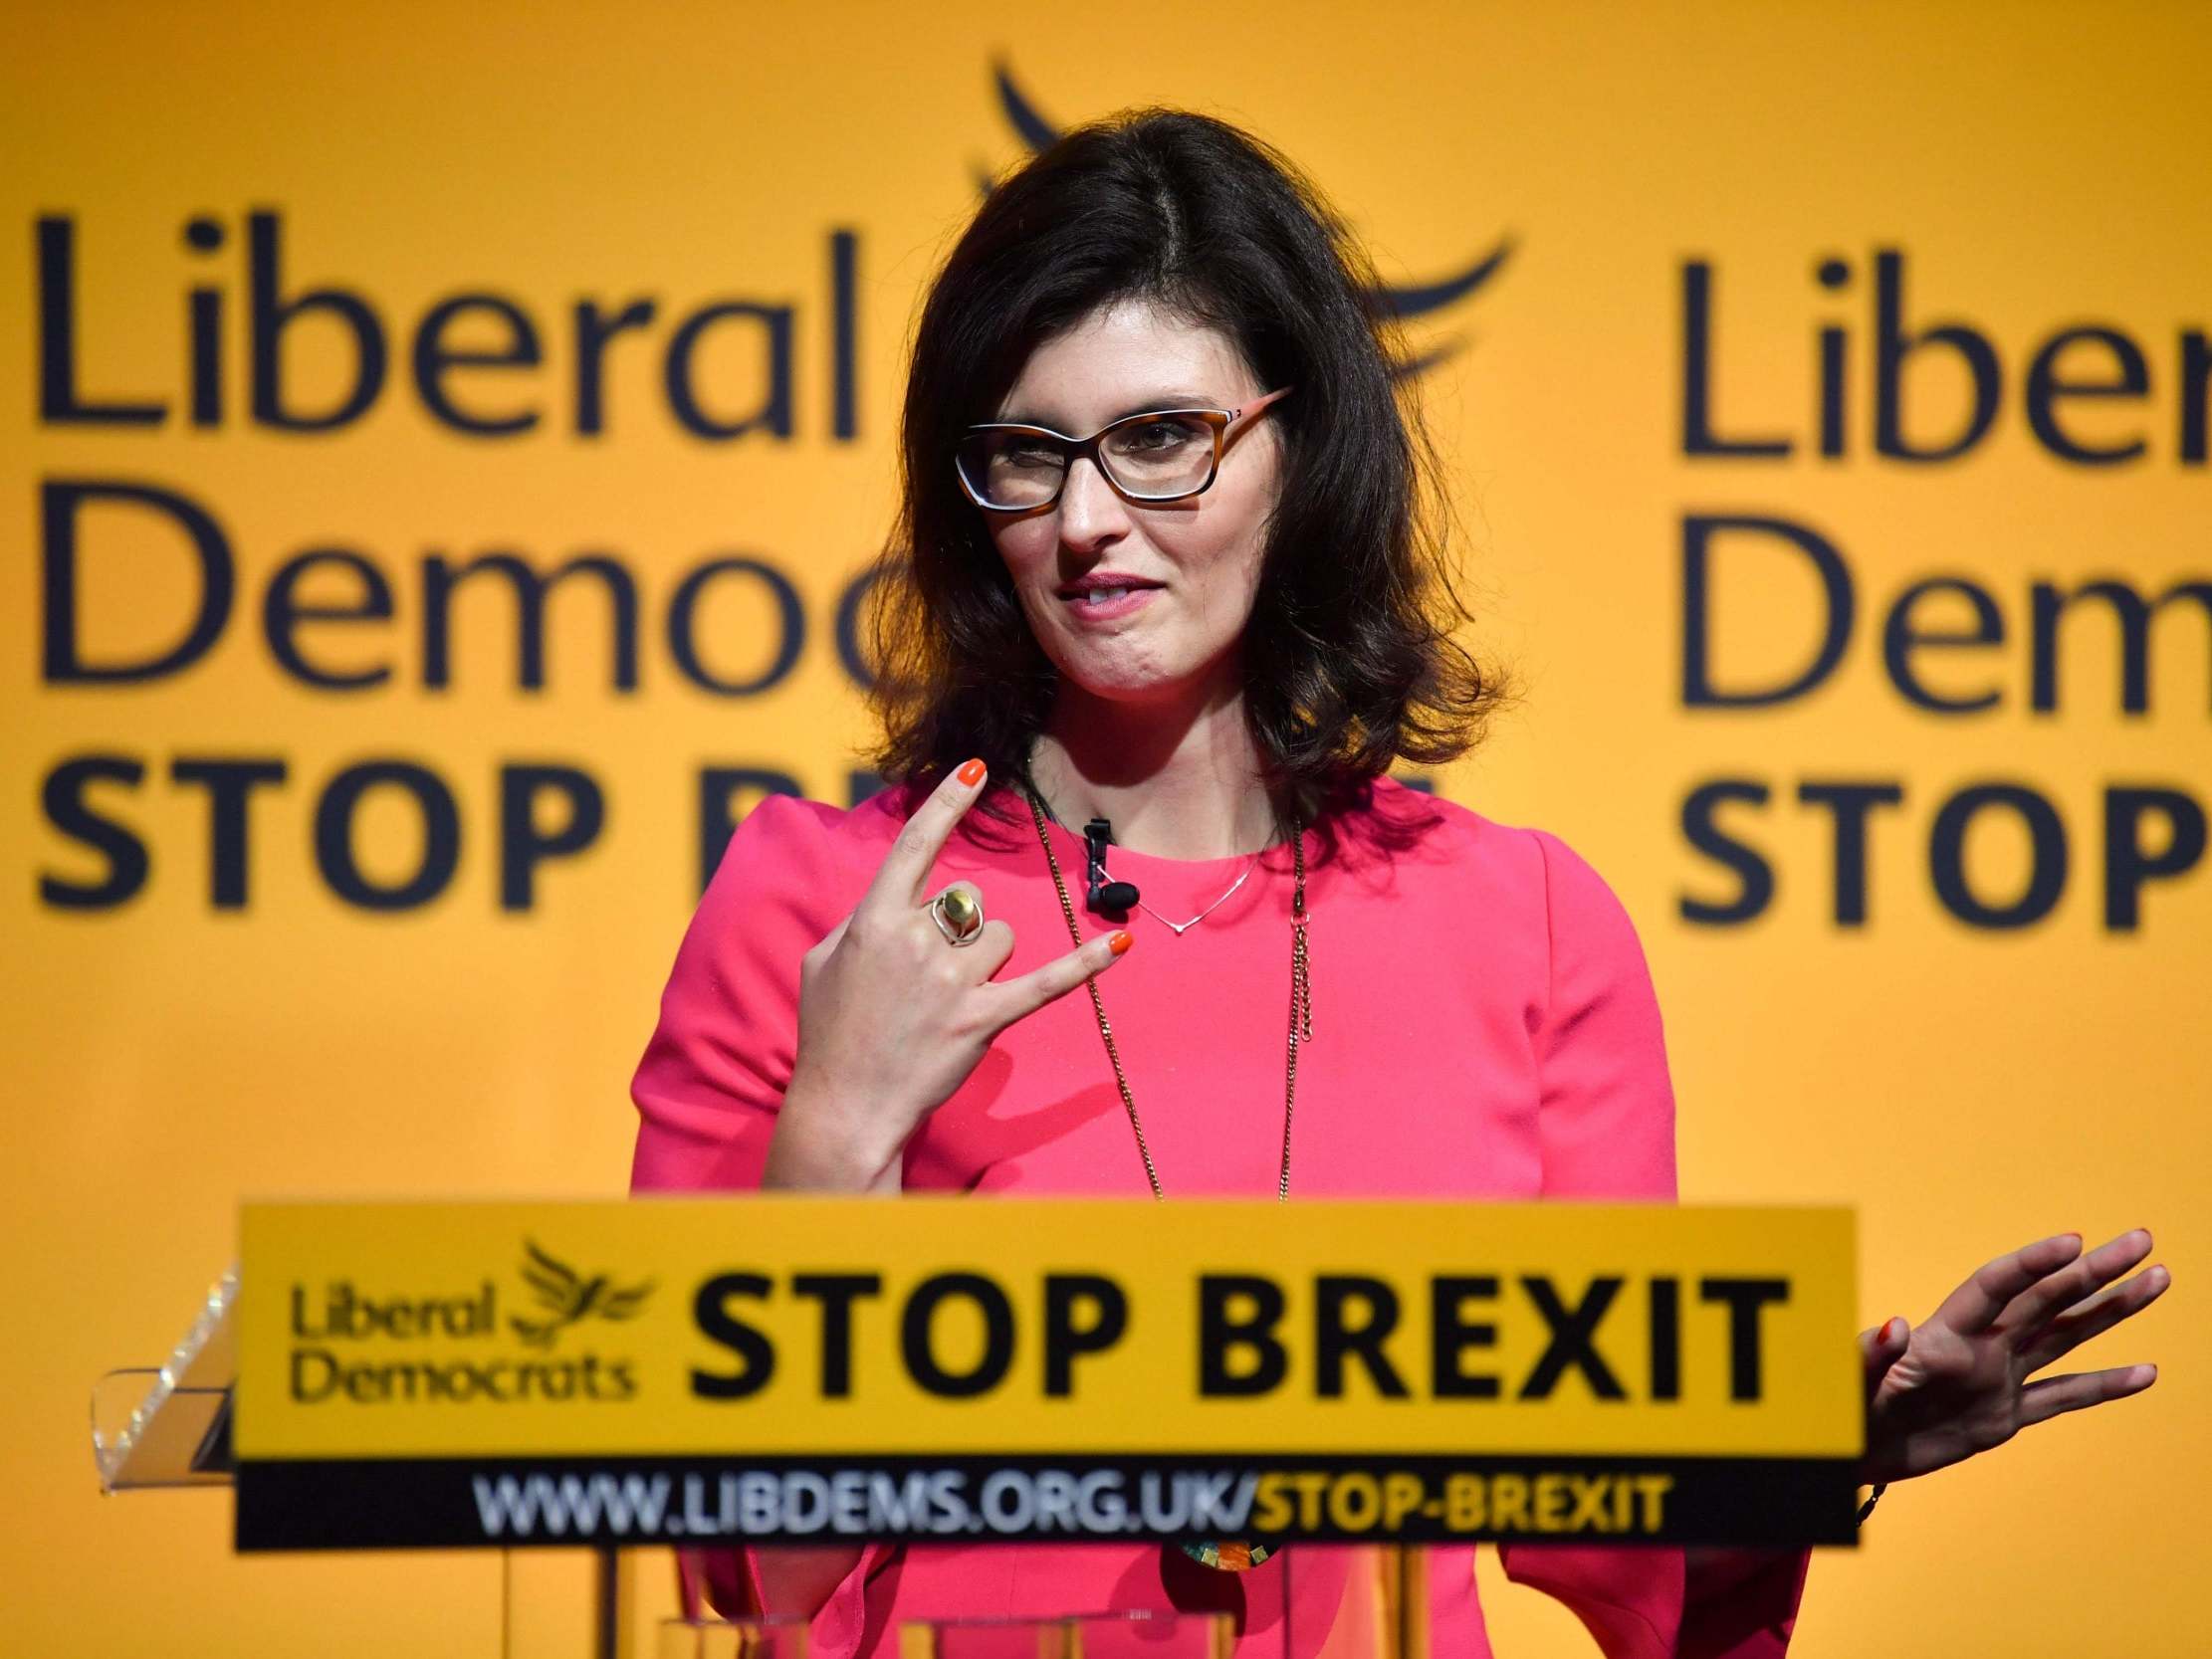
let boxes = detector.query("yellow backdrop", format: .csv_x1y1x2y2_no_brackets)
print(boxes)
4,2,2203,1655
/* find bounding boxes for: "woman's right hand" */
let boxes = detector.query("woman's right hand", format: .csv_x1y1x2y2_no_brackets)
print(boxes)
764,757,1132,1191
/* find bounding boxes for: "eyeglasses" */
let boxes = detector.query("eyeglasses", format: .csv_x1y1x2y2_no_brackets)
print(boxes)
954,385,1294,513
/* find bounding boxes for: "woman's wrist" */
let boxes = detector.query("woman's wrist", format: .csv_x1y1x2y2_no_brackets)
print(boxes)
766,1077,908,1192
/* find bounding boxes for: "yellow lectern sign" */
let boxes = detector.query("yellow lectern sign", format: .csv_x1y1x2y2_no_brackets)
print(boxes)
234,1196,1861,1551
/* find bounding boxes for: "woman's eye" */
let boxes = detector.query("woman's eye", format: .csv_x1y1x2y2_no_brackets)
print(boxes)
1119,420,1194,453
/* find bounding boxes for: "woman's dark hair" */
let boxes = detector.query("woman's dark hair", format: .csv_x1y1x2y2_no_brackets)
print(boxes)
858,105,1517,842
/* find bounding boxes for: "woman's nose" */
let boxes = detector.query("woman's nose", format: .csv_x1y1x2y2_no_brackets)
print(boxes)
1054,453,1130,547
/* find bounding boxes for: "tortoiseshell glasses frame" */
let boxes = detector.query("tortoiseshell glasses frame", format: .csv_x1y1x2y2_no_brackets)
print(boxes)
954,385,1296,513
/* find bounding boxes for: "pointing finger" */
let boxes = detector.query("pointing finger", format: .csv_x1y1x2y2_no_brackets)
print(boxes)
976,929,1133,1033
860,758,990,919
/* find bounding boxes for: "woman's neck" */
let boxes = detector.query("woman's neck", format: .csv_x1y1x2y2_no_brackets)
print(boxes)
1024,683,1281,861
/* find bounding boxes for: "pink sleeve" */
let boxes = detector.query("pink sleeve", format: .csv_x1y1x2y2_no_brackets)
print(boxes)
1495,829,1812,1658
629,790,840,1193
626,792,901,1646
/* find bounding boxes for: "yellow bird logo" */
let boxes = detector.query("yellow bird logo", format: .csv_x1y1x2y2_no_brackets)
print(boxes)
509,1239,655,1349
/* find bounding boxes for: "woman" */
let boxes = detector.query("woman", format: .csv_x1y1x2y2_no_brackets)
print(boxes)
629,108,2166,1656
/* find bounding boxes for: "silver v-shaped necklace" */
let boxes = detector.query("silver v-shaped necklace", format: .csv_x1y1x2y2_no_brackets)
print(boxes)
1017,765,1264,937
1135,856,1261,934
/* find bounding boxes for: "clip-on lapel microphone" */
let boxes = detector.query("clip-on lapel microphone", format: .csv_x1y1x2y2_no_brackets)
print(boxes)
1083,818,1142,915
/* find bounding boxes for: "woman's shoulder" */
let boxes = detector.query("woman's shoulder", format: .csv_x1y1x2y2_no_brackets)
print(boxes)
695,791,886,934
1350,776,1642,933
1345,774,1580,874
716,785,906,872
719,774,1095,895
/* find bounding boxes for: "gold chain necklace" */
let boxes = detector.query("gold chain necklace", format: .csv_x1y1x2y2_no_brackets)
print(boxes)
1020,778,1312,1573
1018,778,1312,1200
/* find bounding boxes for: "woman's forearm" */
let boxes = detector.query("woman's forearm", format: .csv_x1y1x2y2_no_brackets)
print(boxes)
763,1080,905,1192
750,1086,898,1612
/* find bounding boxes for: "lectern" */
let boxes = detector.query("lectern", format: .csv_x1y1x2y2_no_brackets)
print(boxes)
97,1196,1862,1657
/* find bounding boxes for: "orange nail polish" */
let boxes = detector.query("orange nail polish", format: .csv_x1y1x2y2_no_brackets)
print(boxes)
1109,931,1133,955
957,757,987,786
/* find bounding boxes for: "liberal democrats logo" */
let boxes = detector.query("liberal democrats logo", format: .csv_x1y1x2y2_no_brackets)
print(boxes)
510,1239,656,1350
976,59,1512,379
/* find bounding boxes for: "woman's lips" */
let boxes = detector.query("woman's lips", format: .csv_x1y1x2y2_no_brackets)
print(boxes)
1059,585,1160,622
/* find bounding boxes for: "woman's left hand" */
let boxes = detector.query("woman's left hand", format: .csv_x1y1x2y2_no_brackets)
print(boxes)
1857,1227,2168,1488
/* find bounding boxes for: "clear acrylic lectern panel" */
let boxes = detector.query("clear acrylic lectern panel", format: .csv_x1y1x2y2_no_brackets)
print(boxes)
91,1265,236,1491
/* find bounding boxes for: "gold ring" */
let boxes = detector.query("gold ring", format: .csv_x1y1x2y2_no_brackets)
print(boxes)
930,886,984,946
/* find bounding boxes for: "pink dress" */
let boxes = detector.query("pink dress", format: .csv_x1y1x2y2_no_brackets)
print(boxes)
629,774,1814,1656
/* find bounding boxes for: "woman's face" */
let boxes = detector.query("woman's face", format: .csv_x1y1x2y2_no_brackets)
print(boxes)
980,298,1282,710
